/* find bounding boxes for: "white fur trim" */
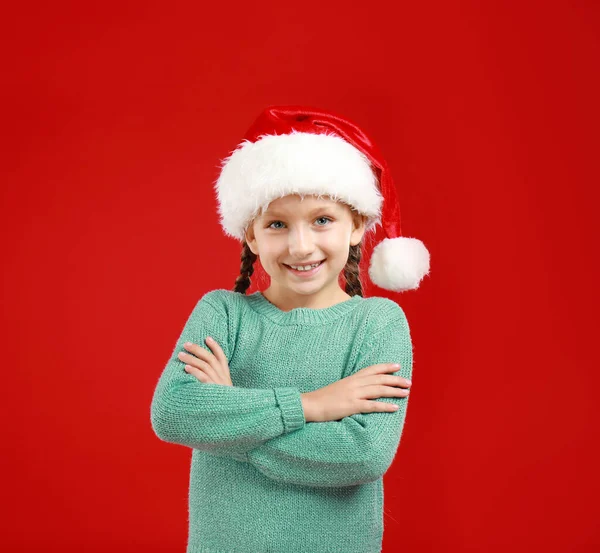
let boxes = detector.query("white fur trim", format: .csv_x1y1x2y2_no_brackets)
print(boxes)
214,131,383,241
368,237,431,291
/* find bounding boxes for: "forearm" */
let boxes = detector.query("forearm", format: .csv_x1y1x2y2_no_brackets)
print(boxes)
151,381,305,452
242,396,409,487
206,392,317,461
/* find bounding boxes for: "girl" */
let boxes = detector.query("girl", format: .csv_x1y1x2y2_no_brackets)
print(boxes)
150,105,430,553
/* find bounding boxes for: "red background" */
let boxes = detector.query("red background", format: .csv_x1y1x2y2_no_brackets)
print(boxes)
2,1,598,551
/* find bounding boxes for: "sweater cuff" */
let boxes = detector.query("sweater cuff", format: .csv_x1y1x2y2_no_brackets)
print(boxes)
273,387,306,434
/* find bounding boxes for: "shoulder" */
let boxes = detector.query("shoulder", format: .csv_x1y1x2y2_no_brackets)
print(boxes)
197,289,257,322
198,288,242,312
361,295,407,322
359,295,410,336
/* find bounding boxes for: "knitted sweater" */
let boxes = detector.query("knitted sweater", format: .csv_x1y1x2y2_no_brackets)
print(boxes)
150,289,414,553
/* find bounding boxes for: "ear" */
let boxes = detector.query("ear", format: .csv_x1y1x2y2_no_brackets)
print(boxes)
244,222,259,256
349,213,367,247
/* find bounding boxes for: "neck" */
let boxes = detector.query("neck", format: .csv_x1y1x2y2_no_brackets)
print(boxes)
261,286,351,311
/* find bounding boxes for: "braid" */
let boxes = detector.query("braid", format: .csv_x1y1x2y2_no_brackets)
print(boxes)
343,243,364,297
233,241,258,295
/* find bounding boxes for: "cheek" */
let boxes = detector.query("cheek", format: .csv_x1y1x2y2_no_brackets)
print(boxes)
258,246,282,265
252,234,277,256
320,232,348,254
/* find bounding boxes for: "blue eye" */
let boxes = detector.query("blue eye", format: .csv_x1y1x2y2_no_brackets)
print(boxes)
267,217,333,229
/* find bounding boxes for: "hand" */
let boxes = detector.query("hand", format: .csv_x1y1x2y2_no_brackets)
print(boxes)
178,337,234,387
301,363,411,422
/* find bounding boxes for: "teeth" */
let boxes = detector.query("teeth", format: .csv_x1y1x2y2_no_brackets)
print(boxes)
289,261,321,271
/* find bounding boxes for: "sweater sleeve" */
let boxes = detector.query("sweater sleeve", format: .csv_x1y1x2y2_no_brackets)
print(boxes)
242,309,413,488
150,295,306,454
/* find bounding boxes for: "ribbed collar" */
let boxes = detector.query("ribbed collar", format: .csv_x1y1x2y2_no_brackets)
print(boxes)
246,291,364,325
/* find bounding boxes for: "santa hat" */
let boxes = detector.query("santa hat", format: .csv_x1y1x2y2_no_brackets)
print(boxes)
213,105,430,292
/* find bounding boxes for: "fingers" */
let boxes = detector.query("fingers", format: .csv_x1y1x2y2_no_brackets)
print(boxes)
378,374,412,389
358,363,401,376
201,338,233,386
180,340,232,385
356,363,412,388
184,364,208,382
178,345,218,381
204,336,227,364
363,400,402,413
363,384,410,399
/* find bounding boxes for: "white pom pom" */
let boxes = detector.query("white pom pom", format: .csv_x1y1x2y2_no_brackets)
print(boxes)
368,237,431,292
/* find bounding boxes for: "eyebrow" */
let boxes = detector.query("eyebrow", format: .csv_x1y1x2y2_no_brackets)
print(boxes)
263,206,338,218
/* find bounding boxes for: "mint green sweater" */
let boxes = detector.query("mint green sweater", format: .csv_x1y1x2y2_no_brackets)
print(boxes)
150,289,413,553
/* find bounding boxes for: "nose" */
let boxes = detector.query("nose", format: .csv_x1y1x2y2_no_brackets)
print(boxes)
288,226,316,259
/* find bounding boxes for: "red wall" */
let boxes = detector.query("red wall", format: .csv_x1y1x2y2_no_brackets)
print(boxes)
2,1,598,551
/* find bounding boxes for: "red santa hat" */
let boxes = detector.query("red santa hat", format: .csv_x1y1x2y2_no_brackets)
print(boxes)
214,105,430,292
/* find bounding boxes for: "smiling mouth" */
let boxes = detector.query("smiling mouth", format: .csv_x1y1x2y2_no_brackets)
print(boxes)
283,260,325,269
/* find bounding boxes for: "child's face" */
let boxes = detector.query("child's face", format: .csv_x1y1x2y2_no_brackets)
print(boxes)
244,194,367,299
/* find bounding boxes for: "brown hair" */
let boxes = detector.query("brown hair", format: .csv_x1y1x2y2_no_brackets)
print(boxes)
232,241,364,297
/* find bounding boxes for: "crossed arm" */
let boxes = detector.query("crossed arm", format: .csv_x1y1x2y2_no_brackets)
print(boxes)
150,295,413,487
